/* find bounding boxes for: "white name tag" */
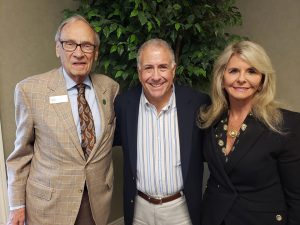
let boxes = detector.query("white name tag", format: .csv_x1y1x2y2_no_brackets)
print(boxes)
49,95,68,104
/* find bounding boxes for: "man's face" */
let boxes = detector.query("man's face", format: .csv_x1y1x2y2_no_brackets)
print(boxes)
138,45,176,108
56,20,98,83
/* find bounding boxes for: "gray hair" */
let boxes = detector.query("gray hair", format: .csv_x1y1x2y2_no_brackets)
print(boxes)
54,14,100,47
137,38,176,69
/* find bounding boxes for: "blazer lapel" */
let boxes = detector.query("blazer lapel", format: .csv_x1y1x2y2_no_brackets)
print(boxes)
127,87,142,175
206,126,236,190
47,68,85,160
87,75,108,161
225,116,266,174
176,86,194,181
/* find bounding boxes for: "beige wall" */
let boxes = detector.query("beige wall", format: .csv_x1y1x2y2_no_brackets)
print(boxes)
232,0,300,112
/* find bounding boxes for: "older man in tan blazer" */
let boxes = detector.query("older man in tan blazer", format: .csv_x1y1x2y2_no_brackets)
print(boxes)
6,15,119,225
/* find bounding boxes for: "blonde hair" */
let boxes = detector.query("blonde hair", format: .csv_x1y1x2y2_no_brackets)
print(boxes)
55,14,100,48
199,40,283,133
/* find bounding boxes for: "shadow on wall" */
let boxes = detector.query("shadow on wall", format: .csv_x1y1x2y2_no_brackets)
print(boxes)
109,146,124,223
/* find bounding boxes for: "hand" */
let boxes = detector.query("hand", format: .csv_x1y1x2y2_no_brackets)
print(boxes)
7,208,25,225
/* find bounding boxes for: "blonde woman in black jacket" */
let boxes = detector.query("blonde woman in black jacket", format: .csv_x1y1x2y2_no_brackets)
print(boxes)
199,41,300,225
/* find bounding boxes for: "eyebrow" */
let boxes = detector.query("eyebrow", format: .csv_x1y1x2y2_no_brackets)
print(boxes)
142,63,170,68
61,39,95,45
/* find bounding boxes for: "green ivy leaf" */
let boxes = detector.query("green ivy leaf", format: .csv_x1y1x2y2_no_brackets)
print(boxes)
154,17,161,27
122,72,129,80
115,70,123,78
129,34,137,43
94,26,101,32
118,45,124,55
103,26,110,38
175,23,181,31
117,27,122,38
195,23,202,33
103,60,110,73
128,51,137,60
87,10,98,19
110,45,118,53
138,12,147,25
173,4,181,10
130,9,138,17
147,21,153,32
110,24,118,33
194,67,206,77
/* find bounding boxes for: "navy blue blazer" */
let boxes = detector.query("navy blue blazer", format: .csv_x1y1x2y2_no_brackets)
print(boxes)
201,109,300,225
114,85,210,225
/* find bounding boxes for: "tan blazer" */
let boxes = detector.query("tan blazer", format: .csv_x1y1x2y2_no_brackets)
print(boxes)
6,68,119,225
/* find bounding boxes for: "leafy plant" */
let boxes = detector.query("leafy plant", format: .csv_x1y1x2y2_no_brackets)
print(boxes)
64,0,243,91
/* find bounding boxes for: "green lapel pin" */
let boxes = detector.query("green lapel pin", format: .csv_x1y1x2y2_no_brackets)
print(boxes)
103,99,106,105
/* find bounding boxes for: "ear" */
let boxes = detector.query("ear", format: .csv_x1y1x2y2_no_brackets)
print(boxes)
137,68,142,82
172,63,177,78
94,50,99,62
55,42,60,58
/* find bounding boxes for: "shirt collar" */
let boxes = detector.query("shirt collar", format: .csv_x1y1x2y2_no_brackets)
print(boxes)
62,68,92,91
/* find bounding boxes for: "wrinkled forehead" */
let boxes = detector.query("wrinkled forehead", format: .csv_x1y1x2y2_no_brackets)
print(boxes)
140,46,173,65
60,20,95,43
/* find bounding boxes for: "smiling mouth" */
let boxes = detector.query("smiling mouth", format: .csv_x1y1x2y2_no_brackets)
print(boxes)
233,87,250,90
149,82,165,88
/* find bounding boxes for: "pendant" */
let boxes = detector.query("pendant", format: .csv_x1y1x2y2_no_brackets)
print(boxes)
228,130,239,138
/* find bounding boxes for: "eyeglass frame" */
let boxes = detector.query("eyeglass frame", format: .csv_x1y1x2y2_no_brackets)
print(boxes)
59,39,96,53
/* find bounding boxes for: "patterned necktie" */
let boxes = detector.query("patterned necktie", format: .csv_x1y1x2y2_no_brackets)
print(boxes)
77,83,96,160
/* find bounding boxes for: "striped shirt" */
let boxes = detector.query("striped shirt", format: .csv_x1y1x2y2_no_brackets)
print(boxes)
136,88,183,197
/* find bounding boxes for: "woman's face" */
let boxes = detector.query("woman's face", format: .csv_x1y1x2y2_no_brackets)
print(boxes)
223,54,263,105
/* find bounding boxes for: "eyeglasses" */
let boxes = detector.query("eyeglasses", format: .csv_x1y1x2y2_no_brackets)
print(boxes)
60,40,96,53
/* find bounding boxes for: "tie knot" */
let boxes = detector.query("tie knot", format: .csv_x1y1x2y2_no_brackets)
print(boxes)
76,83,86,95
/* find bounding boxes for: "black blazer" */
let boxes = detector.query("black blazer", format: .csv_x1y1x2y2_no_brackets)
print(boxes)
114,85,210,225
201,109,300,225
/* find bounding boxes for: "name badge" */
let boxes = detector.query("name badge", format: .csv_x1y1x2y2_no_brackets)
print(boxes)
49,95,68,104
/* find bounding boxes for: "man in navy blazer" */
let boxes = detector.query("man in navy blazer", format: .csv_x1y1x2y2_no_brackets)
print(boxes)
114,38,210,225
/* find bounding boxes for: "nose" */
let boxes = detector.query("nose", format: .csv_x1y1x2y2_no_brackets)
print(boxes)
237,71,246,83
73,45,84,57
152,67,161,80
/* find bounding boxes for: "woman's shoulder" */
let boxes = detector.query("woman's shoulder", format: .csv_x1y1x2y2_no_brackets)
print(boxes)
280,108,300,119
280,108,300,130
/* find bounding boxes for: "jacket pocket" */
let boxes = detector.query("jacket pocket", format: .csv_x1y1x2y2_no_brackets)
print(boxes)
27,179,54,201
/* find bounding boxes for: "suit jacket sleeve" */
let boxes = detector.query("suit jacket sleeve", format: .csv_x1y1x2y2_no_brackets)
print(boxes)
278,111,300,224
6,82,35,207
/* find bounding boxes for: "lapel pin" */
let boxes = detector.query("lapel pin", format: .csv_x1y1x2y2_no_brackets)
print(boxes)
103,99,106,105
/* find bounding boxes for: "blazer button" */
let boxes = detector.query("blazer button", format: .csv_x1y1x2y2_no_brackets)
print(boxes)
217,184,220,188
79,189,83,193
276,214,282,221
130,199,134,203
133,177,135,180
